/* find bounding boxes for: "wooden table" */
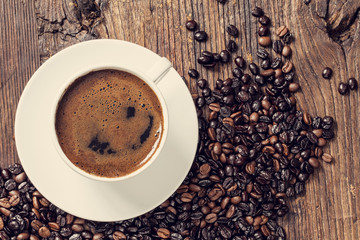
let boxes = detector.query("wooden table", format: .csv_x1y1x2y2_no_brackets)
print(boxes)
1,1,359,239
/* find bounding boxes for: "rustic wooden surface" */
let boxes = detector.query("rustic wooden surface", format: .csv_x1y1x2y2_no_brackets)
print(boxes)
1,0,359,239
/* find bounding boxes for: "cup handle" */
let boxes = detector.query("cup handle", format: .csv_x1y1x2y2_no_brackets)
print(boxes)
145,57,173,84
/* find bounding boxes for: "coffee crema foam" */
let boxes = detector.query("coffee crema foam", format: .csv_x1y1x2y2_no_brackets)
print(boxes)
55,70,164,178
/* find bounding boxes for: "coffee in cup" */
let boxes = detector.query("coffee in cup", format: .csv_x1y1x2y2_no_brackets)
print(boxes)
55,69,164,178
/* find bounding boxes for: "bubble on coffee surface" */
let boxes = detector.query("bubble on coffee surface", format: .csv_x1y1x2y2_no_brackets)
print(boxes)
55,70,164,178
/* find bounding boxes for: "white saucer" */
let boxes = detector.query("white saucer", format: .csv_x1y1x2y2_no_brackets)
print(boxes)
15,40,198,221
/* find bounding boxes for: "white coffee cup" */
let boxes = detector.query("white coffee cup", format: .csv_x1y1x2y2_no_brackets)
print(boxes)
49,58,172,182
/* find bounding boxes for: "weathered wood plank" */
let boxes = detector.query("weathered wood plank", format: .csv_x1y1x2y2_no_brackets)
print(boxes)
0,0,40,167
0,0,359,239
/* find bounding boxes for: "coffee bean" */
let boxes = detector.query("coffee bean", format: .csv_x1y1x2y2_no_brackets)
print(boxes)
271,57,282,69
309,157,320,168
289,82,299,92
257,48,269,59
9,194,20,207
220,50,231,63
282,31,293,44
227,40,238,52
38,226,51,238
194,31,208,42
249,63,259,75
205,213,217,223
185,20,197,31
338,82,349,95
199,163,211,175
197,79,207,89
188,69,199,79
259,15,270,25
322,153,333,163
273,40,283,53
276,26,288,37
226,25,239,37
282,60,293,73
232,67,243,78
4,179,16,191
261,59,271,69
113,231,126,240
1,169,11,180
322,67,332,79
258,36,271,47
282,45,292,57
348,78,358,90
258,26,269,36
234,56,246,68
261,69,275,77
251,7,264,17
198,55,213,65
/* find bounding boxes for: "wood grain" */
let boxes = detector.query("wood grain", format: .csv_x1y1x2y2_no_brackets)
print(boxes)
1,0,359,239
0,0,40,167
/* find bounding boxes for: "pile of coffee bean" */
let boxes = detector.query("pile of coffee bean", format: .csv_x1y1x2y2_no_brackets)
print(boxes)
0,6,336,240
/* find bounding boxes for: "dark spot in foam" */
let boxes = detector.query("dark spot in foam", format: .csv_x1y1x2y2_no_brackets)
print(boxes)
127,107,135,118
140,115,153,144
107,149,116,154
88,136,113,155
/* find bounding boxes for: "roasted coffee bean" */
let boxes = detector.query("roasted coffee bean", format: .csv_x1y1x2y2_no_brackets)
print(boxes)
338,82,349,95
198,55,213,65
322,153,333,163
157,228,170,239
232,67,243,78
276,26,288,37
282,60,293,73
220,50,231,63
289,82,299,92
348,78,358,90
234,56,246,68
257,49,269,59
4,179,16,191
261,69,275,77
309,157,320,168
322,67,332,79
259,15,270,25
196,97,205,108
226,25,239,37
185,20,197,31
197,79,207,89
205,213,217,223
188,69,199,79
282,31,293,44
227,40,238,52
259,36,271,47
1,169,11,180
271,57,282,69
249,63,260,75
255,75,265,85
38,226,51,238
282,45,292,57
251,7,264,17
258,26,269,36
273,40,283,53
261,59,271,69
194,31,208,42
